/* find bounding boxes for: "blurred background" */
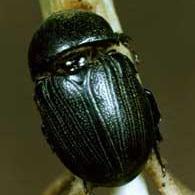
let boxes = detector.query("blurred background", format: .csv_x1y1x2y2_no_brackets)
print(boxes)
0,0,195,194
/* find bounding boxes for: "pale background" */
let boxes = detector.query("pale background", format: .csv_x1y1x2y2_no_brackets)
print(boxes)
0,0,195,194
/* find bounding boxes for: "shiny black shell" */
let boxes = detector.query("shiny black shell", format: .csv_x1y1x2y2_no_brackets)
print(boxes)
28,10,118,80
35,52,160,186
29,10,162,186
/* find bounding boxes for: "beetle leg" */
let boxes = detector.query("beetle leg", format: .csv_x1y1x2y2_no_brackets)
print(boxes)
153,137,166,176
144,89,161,132
144,88,165,175
83,180,94,195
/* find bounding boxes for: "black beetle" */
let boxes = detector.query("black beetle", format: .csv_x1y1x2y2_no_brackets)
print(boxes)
28,9,163,187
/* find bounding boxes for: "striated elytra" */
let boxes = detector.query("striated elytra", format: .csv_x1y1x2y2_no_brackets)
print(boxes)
28,10,163,186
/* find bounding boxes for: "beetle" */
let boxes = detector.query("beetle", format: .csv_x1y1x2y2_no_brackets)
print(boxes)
28,9,163,187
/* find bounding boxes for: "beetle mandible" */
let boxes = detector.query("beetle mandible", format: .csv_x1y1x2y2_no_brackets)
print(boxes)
28,9,163,186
